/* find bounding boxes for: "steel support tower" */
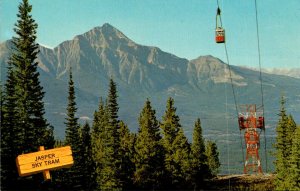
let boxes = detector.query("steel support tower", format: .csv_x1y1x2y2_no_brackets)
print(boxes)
238,104,264,174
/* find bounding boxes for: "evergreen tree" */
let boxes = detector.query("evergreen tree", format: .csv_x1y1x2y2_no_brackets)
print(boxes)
134,99,165,189
191,118,210,188
172,128,192,188
54,139,64,148
0,83,3,122
52,140,65,187
273,95,300,190
107,78,119,128
10,0,51,152
80,121,93,190
286,115,297,157
205,140,221,176
285,114,298,190
160,97,191,189
119,121,135,189
98,78,122,190
0,83,3,125
44,125,55,150
274,96,291,190
287,125,300,190
64,69,82,188
1,0,54,189
91,98,109,190
1,65,21,188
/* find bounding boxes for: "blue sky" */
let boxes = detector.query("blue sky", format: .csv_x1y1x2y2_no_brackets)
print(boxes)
1,0,299,68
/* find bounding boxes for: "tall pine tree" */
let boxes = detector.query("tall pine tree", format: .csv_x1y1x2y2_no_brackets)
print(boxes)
160,97,191,189
287,125,300,190
134,99,165,189
172,128,192,188
1,0,54,189
286,115,297,157
64,69,82,188
274,96,295,190
205,140,220,176
98,78,122,190
91,98,109,190
11,0,50,152
191,118,210,188
1,65,21,188
119,121,135,189
79,121,94,190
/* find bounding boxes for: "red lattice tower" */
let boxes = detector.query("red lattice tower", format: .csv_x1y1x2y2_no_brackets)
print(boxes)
238,104,264,174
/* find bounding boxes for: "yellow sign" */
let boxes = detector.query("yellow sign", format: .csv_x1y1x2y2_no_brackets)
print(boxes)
16,146,74,177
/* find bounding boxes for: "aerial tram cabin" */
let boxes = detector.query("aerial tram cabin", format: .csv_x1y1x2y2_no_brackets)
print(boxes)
215,7,225,43
215,27,225,43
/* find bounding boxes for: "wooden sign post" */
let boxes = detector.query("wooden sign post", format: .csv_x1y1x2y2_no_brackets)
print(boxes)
16,146,74,180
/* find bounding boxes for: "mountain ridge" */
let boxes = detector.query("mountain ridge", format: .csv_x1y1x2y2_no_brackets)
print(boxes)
1,23,299,140
242,66,300,79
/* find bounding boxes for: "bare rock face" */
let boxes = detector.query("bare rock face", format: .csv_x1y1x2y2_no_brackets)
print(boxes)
188,55,246,87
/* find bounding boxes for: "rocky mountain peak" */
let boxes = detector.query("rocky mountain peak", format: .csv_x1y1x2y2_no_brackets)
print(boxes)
187,55,245,86
80,23,136,49
100,23,124,37
102,22,116,30
191,55,225,68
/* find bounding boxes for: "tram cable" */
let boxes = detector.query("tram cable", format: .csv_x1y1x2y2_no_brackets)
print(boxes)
216,0,246,171
215,0,268,175
254,0,268,173
216,0,268,174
